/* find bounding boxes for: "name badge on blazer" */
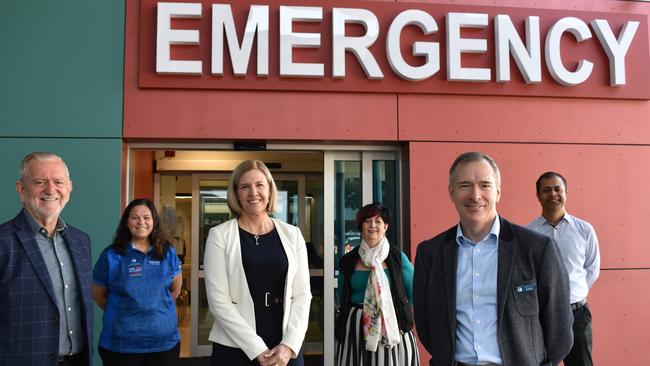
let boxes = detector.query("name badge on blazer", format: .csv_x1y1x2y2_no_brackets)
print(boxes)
515,283,537,293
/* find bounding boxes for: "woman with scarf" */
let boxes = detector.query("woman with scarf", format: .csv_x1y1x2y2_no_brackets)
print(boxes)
335,203,420,366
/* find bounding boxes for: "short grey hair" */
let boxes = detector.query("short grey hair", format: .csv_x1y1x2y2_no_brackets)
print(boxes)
449,151,500,186
19,152,70,182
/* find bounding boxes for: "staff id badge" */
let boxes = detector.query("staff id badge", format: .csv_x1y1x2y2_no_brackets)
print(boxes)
128,258,143,277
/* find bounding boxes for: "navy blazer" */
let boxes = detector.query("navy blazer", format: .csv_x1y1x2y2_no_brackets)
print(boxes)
0,210,93,366
413,217,573,366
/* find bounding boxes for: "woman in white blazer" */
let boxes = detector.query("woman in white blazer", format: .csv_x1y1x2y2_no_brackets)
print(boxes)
204,160,312,366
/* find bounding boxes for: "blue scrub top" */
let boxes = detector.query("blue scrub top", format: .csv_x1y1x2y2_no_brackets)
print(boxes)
94,243,181,353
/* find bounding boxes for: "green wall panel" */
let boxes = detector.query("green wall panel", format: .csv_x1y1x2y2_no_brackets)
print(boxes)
0,0,124,137
0,138,121,365
1,1,125,364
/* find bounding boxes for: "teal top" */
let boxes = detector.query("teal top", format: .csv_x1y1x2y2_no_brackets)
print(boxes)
337,252,414,304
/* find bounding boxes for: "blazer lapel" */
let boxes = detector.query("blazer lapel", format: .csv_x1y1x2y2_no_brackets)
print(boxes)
496,218,515,326
14,215,58,306
442,230,458,334
272,219,296,283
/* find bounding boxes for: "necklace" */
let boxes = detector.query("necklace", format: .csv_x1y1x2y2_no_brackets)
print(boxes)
239,217,272,246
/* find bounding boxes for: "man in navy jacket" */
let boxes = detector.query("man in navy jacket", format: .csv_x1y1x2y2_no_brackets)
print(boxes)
0,152,93,366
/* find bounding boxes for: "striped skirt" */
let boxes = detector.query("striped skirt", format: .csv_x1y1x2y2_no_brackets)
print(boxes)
335,304,420,366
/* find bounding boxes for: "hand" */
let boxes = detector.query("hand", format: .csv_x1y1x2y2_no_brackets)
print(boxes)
256,349,271,366
257,344,294,366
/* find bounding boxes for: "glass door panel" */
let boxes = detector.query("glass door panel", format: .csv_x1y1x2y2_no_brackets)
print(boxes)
276,175,325,357
323,152,360,366
193,177,232,355
334,161,362,263
371,157,399,246
157,174,193,357
193,173,325,358
274,179,299,225
198,180,230,270
303,177,324,356
323,151,399,366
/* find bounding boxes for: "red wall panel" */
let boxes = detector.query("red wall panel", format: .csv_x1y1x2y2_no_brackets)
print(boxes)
399,94,650,144
124,0,398,141
137,0,650,99
124,1,650,364
409,142,650,269
410,142,650,365
123,89,398,140
132,150,155,201
589,269,650,365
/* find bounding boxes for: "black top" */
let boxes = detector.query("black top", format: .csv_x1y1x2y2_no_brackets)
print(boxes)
239,226,288,347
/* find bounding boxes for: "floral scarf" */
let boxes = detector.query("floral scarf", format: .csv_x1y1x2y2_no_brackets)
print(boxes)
359,236,401,351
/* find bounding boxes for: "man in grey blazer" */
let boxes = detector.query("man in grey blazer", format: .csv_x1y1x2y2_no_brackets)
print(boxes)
413,152,573,366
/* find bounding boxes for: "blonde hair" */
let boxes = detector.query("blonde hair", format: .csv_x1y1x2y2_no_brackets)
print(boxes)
227,160,278,217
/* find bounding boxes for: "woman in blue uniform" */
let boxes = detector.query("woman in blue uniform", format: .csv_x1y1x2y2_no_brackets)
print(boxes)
204,160,312,366
335,203,420,366
93,198,182,366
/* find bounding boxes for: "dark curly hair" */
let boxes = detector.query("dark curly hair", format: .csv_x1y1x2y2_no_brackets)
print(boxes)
111,198,169,260
355,203,391,232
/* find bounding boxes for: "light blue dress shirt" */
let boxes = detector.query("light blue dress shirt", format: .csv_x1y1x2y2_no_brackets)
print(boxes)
527,213,600,304
25,210,84,356
455,216,502,365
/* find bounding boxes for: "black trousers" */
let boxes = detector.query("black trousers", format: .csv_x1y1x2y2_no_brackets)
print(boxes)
98,342,180,366
564,303,593,366
58,350,88,366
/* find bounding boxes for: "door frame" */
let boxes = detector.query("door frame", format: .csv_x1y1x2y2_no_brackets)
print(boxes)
129,143,402,361
189,172,314,356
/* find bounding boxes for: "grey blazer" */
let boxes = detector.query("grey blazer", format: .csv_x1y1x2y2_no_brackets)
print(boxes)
413,217,573,366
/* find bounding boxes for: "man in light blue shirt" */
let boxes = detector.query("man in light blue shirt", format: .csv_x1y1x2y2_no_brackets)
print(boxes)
414,152,573,366
455,217,501,365
528,172,600,366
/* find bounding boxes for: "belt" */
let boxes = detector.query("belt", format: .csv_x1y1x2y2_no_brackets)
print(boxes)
264,291,283,307
571,299,587,311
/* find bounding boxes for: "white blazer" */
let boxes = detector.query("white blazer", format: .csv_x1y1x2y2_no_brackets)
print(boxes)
203,218,312,360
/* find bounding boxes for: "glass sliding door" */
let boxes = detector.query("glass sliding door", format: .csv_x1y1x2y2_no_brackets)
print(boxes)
191,173,325,357
192,175,231,356
151,148,398,363
323,150,400,365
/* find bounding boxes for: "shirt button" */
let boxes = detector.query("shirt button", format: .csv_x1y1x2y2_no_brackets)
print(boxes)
67,307,72,312
60,262,64,266
69,330,73,335
65,284,69,289
477,345,482,350
476,319,481,324
475,272,480,277
476,248,481,253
